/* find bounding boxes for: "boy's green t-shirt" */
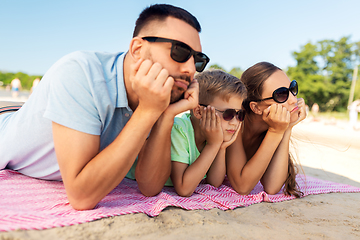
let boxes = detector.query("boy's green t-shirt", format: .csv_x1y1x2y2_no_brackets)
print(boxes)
165,113,201,186
126,113,202,187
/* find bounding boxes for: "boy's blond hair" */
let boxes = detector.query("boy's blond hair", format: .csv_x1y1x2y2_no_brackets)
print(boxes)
196,69,247,105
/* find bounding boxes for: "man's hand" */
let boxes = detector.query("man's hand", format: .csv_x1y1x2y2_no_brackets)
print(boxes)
262,104,290,134
130,59,174,116
165,79,199,117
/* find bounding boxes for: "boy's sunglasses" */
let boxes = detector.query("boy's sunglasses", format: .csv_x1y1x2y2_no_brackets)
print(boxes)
142,36,210,72
199,104,245,122
255,80,298,103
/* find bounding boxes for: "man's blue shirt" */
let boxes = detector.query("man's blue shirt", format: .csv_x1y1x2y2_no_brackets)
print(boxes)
0,51,133,180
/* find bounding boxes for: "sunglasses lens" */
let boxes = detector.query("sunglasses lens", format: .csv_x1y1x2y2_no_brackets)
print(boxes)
171,43,191,63
222,109,236,121
289,80,298,96
237,110,245,122
195,62,205,72
194,53,210,72
171,41,209,72
273,87,289,103
222,109,245,122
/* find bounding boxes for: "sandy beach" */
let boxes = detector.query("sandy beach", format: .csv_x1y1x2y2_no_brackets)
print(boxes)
0,98,360,239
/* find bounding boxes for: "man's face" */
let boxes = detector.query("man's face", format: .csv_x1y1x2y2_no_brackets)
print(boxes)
169,75,192,103
141,17,203,103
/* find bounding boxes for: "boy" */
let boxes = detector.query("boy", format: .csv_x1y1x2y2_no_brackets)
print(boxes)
166,70,247,197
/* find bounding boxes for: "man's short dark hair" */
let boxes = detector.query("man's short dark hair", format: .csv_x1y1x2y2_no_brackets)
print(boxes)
133,4,201,37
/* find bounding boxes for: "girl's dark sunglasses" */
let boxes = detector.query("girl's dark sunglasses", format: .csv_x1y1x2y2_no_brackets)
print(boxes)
255,80,298,103
142,36,210,72
199,104,245,122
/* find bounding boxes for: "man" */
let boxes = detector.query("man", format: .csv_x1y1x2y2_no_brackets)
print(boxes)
0,4,209,210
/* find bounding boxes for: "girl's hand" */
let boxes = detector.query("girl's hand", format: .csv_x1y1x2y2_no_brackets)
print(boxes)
200,106,223,146
289,98,307,128
262,104,290,134
220,122,241,149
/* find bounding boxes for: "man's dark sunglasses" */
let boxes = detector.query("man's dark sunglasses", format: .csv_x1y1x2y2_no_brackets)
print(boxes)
142,36,210,72
199,104,245,122
255,80,298,103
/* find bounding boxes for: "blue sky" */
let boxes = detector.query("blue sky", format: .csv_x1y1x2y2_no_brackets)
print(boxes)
1,0,359,76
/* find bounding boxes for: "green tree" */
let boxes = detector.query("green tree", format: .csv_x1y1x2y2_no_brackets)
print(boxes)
229,67,243,79
206,65,243,78
0,72,15,86
287,42,323,108
355,77,360,100
287,36,360,112
0,71,42,90
208,64,225,71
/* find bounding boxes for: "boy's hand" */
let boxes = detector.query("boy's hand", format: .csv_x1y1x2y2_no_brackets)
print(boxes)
262,104,290,134
289,98,307,128
220,122,241,149
130,59,174,116
165,79,199,117
200,106,223,146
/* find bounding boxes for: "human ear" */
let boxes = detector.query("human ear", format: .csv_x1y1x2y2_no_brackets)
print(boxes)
193,105,202,119
250,102,262,115
128,37,143,61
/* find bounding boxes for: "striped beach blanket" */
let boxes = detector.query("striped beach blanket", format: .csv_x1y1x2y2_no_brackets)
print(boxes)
1,169,359,231
0,106,22,114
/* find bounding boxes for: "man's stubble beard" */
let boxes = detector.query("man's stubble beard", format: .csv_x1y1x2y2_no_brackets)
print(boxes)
170,90,185,104
146,53,191,104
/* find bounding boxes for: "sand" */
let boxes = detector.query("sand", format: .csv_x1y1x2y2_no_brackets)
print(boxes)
0,111,360,239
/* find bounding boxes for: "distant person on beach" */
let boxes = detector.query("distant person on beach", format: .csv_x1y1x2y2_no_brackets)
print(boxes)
31,78,40,94
10,78,21,98
0,4,209,210
348,99,360,130
311,103,319,120
165,70,247,197
226,62,306,197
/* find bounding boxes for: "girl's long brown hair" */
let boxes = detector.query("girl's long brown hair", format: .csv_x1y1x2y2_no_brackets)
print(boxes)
241,62,303,198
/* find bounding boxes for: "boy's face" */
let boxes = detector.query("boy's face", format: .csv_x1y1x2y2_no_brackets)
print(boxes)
209,96,244,142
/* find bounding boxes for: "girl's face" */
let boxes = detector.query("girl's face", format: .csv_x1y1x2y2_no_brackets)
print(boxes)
209,95,244,142
260,70,299,123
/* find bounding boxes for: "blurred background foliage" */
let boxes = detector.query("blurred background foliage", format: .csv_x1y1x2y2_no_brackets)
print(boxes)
209,36,360,112
0,71,42,90
1,36,359,113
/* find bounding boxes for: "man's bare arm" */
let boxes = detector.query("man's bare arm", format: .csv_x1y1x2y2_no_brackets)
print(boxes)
53,108,161,210
135,112,174,196
135,80,199,196
54,59,174,210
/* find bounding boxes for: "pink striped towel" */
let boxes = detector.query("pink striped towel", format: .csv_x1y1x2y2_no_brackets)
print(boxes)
1,169,359,231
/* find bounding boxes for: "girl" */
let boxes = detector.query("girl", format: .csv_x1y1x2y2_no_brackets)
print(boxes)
226,62,306,197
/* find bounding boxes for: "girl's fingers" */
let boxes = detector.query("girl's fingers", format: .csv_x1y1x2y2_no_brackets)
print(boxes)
282,105,289,121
